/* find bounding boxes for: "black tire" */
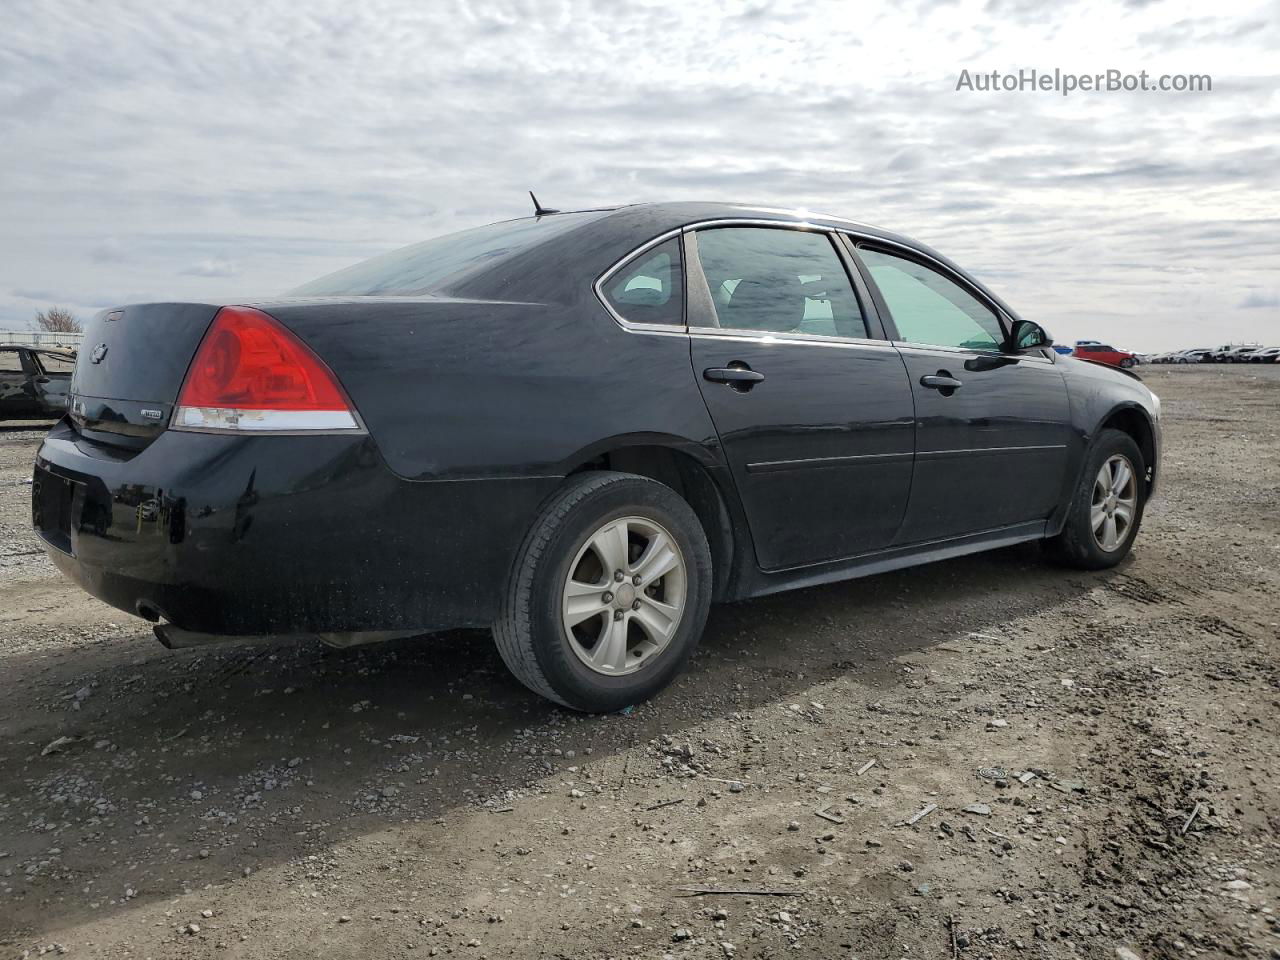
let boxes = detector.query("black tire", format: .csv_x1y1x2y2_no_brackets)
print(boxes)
494,471,713,712
1120,357,1135,368
1044,429,1146,570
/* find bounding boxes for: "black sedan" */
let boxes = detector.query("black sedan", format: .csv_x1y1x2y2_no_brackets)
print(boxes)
32,202,1161,711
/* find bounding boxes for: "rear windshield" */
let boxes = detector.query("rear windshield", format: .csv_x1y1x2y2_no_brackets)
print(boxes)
286,211,605,297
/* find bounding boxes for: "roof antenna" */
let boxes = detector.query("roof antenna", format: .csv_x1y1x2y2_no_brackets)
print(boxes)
529,191,559,217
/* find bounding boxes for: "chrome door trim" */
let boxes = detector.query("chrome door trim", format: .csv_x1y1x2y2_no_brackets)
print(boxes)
691,329,900,353
893,342,1056,365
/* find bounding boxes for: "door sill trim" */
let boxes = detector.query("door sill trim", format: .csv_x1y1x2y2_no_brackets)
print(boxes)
744,520,1047,598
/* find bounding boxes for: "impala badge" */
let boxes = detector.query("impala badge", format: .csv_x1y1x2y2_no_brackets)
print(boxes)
141,408,163,420
90,343,109,364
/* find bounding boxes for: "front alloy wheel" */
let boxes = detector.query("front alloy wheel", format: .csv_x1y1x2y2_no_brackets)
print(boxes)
1044,427,1147,570
562,516,687,676
1090,455,1137,552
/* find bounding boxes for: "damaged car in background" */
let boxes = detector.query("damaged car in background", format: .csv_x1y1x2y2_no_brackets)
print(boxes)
1,344,75,419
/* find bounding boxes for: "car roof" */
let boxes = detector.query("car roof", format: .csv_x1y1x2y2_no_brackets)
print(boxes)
586,200,916,247
452,201,1026,323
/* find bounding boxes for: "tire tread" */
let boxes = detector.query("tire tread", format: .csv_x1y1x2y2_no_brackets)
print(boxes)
494,471,651,708
1045,428,1145,569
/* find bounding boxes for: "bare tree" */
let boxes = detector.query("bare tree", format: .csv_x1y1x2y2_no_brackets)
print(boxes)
34,306,82,333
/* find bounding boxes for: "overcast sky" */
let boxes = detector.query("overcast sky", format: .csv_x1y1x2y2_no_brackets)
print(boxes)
1,0,1276,349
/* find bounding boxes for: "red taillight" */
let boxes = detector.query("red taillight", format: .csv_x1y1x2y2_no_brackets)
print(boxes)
173,306,360,432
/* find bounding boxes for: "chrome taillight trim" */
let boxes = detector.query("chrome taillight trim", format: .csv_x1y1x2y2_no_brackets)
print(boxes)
171,406,363,434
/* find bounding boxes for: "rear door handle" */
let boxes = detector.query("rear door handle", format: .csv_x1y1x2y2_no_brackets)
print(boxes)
920,373,963,392
704,365,765,392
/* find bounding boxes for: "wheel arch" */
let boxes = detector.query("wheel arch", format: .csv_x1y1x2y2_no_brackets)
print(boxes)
560,435,749,602
1098,403,1157,493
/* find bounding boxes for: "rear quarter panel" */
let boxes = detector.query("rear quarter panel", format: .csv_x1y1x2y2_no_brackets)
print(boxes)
258,295,720,482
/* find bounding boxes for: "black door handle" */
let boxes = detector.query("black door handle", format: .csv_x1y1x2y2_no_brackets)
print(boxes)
920,373,962,391
704,365,765,392
704,367,765,384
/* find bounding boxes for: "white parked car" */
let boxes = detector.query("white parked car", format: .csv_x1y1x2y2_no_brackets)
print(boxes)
1247,346,1280,363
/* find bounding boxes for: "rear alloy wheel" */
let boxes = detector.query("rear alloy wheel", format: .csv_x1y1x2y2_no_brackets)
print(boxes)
1120,357,1136,368
1045,428,1146,570
561,516,687,676
495,471,712,712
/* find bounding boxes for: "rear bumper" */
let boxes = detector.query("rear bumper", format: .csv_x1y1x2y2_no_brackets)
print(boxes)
33,420,558,635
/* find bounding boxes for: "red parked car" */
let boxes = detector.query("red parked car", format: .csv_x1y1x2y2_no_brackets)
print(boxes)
1073,342,1137,368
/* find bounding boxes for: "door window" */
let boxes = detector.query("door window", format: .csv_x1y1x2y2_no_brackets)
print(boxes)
0,350,22,374
34,351,75,374
858,248,1004,351
601,237,684,326
693,228,868,338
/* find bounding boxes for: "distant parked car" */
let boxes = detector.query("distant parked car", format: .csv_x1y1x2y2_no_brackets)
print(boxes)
1248,346,1280,363
1206,344,1233,362
0,345,75,420
1225,346,1262,363
1207,344,1260,363
1072,342,1138,369
1180,349,1210,363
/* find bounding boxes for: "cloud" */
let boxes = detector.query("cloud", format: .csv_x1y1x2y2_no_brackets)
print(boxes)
180,257,242,278
1238,292,1279,309
0,0,1275,348
90,237,125,263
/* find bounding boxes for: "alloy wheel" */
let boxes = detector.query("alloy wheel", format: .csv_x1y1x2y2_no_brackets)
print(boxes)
561,516,687,676
1091,454,1138,552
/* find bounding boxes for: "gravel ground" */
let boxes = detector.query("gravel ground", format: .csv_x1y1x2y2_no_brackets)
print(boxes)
0,365,1277,960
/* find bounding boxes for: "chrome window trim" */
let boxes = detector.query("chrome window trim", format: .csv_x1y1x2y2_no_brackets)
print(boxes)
592,227,687,333
681,219,881,345
594,219,844,335
893,342,1056,365
593,218,1040,363
838,231,1035,357
691,329,899,352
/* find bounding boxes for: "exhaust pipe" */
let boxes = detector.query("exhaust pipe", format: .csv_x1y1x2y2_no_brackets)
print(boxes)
153,623,422,650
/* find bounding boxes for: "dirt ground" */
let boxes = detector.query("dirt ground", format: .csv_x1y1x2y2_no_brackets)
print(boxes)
1,365,1277,960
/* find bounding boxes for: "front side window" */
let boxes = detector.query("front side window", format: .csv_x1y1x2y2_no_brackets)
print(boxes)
858,248,1004,351
601,237,684,326
692,228,868,338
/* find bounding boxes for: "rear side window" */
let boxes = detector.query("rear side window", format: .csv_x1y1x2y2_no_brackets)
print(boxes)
858,248,1004,351
692,227,868,338
601,237,684,326
0,350,22,373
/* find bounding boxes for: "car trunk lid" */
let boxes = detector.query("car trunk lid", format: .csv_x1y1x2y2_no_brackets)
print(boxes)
69,303,221,449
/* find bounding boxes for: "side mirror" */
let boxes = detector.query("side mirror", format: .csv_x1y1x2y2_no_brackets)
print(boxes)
1007,319,1053,352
